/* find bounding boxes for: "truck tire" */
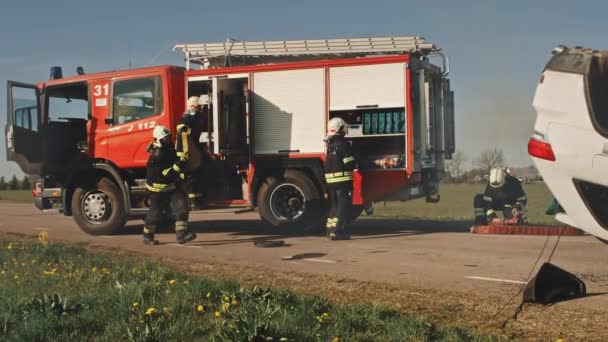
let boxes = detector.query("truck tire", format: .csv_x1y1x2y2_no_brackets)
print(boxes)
257,170,324,234
71,177,127,235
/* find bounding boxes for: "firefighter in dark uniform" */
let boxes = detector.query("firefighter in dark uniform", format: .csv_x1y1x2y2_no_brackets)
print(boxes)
473,167,528,225
324,117,357,240
143,125,197,245
176,96,206,209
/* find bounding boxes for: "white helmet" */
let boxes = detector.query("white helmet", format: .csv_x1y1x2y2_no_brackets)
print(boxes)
152,125,170,141
327,117,347,136
199,94,210,106
187,96,201,108
489,167,506,188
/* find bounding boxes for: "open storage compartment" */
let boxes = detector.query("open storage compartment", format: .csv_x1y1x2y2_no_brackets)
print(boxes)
329,107,406,170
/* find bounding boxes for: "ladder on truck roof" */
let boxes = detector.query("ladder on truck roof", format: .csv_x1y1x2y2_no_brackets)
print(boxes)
173,36,442,70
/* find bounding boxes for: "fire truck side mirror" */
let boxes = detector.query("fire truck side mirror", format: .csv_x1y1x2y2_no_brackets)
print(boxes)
104,118,114,125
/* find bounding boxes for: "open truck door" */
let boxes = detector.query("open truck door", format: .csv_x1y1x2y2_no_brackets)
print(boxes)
5,81,42,175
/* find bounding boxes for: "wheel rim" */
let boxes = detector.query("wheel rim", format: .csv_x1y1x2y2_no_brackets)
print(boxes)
269,183,306,221
82,190,111,223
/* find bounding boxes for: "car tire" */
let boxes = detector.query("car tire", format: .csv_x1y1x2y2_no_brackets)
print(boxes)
257,170,324,234
71,177,127,236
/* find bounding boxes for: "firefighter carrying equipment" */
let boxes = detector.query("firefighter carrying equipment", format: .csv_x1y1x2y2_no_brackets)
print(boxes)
473,174,528,226
324,133,357,240
176,110,205,207
144,138,195,244
176,111,204,170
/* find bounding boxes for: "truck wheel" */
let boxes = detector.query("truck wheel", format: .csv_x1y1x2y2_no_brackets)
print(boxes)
257,170,324,234
71,177,127,235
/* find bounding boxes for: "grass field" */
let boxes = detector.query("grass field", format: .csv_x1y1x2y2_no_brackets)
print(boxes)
0,184,557,225
0,190,32,203
372,183,557,225
0,238,501,341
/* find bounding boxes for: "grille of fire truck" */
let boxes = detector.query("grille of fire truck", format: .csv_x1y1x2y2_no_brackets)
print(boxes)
174,36,439,69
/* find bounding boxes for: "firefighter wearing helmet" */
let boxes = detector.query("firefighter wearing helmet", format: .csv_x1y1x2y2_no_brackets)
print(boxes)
323,117,357,240
473,167,528,226
175,96,208,209
143,125,197,245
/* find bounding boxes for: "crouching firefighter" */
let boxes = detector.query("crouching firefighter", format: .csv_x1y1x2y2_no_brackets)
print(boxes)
176,96,206,210
473,167,528,226
324,117,357,240
143,125,197,245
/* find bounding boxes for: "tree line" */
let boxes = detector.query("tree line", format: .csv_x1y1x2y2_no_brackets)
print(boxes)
0,175,32,191
444,148,542,184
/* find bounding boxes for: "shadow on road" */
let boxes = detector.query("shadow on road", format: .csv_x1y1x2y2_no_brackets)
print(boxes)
117,217,471,245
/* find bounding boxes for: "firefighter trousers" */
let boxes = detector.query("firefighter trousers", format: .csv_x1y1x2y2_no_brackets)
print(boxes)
326,186,352,234
144,189,190,234
473,193,527,225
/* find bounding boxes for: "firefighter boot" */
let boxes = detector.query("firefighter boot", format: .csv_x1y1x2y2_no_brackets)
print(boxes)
176,230,197,244
335,229,351,240
143,234,159,246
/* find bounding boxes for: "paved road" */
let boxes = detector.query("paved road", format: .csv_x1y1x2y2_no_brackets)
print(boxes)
1,202,608,311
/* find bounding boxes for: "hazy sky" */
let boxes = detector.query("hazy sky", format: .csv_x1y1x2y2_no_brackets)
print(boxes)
1,0,607,177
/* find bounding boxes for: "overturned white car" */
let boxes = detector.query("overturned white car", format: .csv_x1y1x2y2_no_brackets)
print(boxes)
530,45,608,242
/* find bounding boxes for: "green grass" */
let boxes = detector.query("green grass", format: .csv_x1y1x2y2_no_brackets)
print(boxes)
373,183,557,225
0,239,503,342
0,190,32,203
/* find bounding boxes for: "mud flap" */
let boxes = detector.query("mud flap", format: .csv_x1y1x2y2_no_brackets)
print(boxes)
523,262,586,304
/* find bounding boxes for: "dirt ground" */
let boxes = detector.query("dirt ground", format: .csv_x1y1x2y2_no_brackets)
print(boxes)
1,202,607,341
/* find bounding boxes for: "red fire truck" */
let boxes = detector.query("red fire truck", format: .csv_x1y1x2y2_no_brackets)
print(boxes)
5,36,455,235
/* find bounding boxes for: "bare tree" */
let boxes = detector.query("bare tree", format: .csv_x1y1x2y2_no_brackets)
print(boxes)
446,150,467,181
475,148,505,174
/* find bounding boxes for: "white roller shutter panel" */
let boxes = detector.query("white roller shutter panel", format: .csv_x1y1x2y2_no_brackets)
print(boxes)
253,68,325,154
330,62,406,110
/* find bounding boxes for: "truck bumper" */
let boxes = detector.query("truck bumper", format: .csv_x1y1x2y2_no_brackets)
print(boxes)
33,187,62,211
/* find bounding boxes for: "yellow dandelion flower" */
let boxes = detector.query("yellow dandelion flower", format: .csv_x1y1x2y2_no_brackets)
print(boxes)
183,280,189,285
222,302,230,312
231,299,238,306
145,308,156,316
38,231,48,245
206,292,211,298
223,296,230,302
92,267,98,273
163,307,171,314
332,337,340,342
51,268,57,274
168,279,176,285
214,311,220,317
132,303,139,308
197,305,204,312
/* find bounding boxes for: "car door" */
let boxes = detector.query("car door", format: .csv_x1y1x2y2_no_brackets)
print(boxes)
5,81,42,174
104,74,167,168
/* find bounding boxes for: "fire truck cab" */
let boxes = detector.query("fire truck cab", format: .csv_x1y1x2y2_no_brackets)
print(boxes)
5,36,455,235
